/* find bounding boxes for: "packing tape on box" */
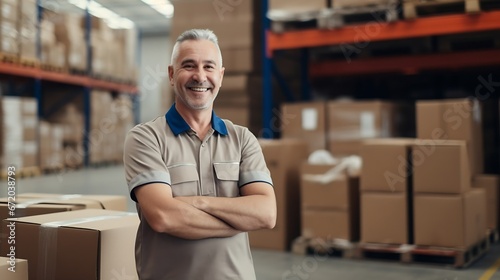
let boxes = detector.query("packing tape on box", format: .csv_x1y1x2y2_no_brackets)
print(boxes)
302,155,361,184
16,194,83,209
15,194,113,212
38,212,136,280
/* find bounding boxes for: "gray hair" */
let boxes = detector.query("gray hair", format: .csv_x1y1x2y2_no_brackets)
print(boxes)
170,29,223,66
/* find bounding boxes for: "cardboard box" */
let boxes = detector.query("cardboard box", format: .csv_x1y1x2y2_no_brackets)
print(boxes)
327,101,402,156
413,140,471,194
0,193,127,222
249,139,308,251
301,164,359,211
269,0,327,14
281,102,327,154
302,209,357,240
360,139,415,193
0,257,28,280
414,189,487,248
417,99,483,176
0,209,139,280
473,175,499,229
361,192,411,244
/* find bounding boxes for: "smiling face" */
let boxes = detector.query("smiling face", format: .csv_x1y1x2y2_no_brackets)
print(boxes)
169,39,224,112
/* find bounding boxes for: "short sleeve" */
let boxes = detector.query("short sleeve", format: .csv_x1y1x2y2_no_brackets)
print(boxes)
123,124,171,202
238,128,273,188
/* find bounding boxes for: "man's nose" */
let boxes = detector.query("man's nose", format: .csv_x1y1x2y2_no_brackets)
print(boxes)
192,67,207,82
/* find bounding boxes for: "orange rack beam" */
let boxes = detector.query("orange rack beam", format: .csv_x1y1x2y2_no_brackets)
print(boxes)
0,62,138,93
268,10,500,52
309,49,500,76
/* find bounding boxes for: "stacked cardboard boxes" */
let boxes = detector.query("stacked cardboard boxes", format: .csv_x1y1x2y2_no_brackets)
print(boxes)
90,90,135,164
413,140,487,248
281,102,327,155
300,164,360,241
281,100,406,156
327,100,404,156
1,97,38,170
18,0,37,60
360,139,415,244
0,0,18,55
39,121,64,171
0,209,139,280
215,75,252,127
417,98,483,176
42,11,82,70
249,139,308,251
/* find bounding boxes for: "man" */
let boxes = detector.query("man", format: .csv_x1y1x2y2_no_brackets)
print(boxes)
124,29,276,280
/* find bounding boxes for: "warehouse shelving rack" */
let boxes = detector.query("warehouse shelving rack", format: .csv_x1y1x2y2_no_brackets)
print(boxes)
261,6,500,137
0,0,139,167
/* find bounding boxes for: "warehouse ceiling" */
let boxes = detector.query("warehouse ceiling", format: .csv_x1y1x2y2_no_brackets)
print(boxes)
42,0,172,35
97,0,172,35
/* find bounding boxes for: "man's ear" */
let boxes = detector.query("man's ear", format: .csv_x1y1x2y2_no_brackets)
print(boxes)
168,65,174,86
219,67,225,87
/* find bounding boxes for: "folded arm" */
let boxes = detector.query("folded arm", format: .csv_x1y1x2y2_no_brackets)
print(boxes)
176,182,277,232
134,183,241,240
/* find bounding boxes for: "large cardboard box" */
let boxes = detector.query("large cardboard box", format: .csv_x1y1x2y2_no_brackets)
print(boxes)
281,102,326,154
417,99,483,176
0,209,139,280
0,193,127,222
414,189,487,248
249,139,308,251
327,101,402,156
473,175,499,230
360,138,415,192
413,140,471,194
0,257,28,280
301,164,359,211
302,209,356,240
300,164,360,241
361,192,411,244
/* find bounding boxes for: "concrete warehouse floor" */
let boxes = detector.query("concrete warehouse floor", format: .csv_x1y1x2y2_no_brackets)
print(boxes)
1,165,499,280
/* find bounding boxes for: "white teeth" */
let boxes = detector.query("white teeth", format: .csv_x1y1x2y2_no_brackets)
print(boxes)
190,87,209,92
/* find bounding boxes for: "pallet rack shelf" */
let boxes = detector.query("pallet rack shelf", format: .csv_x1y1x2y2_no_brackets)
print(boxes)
0,0,140,167
262,8,500,137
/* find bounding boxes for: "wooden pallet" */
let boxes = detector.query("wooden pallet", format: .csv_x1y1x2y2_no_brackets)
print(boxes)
19,56,40,68
355,243,415,263
357,238,490,268
69,68,88,76
292,236,357,259
268,9,332,33
0,52,19,64
41,64,67,73
269,3,398,32
403,0,480,19
1,166,41,179
324,3,399,28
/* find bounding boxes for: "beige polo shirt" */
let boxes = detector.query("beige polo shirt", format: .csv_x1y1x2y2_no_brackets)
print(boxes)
124,104,273,280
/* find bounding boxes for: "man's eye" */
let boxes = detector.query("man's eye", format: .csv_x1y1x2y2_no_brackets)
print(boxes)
184,64,194,69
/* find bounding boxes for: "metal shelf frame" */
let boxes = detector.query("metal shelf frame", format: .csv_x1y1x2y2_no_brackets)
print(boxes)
262,9,500,138
0,0,140,166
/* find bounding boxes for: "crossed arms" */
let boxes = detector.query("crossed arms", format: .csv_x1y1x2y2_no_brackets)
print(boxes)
134,182,277,240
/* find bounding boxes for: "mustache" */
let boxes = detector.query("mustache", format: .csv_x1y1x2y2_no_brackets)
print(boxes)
186,81,213,88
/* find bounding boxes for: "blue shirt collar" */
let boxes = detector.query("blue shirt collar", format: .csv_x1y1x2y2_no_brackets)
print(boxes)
165,103,228,136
